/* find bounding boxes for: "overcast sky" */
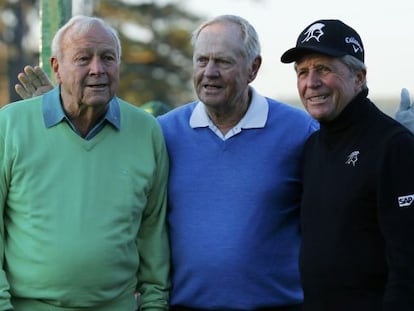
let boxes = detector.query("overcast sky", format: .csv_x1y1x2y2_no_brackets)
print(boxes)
179,0,414,104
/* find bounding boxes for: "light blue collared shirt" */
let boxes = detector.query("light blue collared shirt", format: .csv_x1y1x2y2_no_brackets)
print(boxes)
189,87,269,140
42,86,120,140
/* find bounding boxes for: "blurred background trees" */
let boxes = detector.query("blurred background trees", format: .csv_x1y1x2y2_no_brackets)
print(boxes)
0,0,204,112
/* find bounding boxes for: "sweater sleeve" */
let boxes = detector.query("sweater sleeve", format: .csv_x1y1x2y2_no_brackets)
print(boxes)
377,131,414,310
136,123,170,311
0,130,13,310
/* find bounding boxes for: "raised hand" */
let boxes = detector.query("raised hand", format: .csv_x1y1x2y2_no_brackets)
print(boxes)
15,65,54,99
395,88,414,133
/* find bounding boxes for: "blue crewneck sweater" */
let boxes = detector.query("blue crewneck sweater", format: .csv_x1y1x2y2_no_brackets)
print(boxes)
158,97,318,310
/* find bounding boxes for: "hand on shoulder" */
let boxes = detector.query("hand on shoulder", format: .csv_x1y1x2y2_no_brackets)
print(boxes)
15,65,54,99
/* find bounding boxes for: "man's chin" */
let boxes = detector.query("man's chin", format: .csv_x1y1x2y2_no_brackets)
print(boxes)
199,94,222,105
84,96,112,107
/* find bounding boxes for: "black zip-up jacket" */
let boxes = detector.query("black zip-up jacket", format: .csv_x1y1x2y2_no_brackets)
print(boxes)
301,89,414,311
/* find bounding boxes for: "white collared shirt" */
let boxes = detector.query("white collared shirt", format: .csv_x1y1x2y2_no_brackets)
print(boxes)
189,87,269,140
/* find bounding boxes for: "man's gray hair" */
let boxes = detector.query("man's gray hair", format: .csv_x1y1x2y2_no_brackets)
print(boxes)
341,54,367,90
51,15,122,63
191,14,261,63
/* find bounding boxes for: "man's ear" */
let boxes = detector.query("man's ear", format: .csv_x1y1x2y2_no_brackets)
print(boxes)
50,57,61,83
355,68,366,91
248,55,262,83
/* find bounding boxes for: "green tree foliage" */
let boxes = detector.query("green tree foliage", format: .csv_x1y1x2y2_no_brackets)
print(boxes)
0,0,39,104
96,0,201,108
0,0,203,107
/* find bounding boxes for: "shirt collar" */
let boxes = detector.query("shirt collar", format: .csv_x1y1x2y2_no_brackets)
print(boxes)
189,86,268,129
42,86,121,130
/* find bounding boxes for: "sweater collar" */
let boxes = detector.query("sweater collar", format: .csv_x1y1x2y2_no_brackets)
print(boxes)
320,88,371,133
42,86,120,130
189,86,268,129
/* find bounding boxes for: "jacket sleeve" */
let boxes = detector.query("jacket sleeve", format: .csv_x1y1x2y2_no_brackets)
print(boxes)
377,131,414,310
0,127,13,310
136,123,170,311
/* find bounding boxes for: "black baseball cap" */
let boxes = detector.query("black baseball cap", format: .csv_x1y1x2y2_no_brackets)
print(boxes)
280,19,364,63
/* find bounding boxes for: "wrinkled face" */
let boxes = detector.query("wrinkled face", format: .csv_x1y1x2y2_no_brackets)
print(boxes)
192,21,258,110
295,54,364,122
52,23,120,110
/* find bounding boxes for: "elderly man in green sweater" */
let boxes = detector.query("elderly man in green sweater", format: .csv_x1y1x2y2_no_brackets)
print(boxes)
0,15,170,311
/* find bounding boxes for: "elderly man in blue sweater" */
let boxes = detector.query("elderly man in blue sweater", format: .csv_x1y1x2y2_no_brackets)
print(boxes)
158,15,317,310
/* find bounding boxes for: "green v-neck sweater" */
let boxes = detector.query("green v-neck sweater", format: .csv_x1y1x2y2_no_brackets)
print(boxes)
0,93,170,310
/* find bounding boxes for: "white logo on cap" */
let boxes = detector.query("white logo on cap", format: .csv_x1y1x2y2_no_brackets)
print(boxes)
345,36,363,53
301,23,325,43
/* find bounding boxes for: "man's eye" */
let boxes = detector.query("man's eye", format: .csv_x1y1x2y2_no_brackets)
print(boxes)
103,55,116,62
296,70,307,77
316,66,330,74
196,58,208,65
217,59,233,68
76,57,90,64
